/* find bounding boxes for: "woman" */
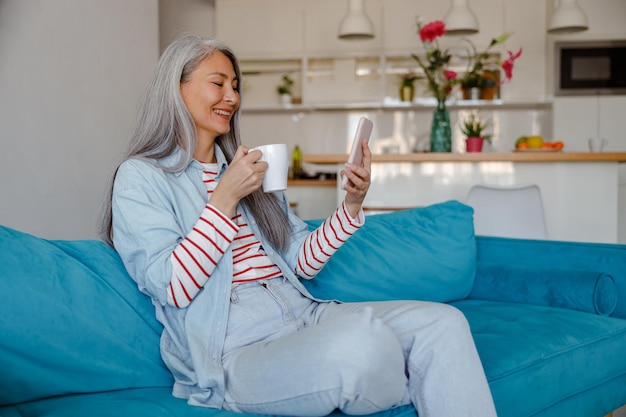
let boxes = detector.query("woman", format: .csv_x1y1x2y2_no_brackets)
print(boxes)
100,35,496,417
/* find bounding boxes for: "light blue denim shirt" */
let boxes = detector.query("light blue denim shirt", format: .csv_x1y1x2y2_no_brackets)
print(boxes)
111,145,319,408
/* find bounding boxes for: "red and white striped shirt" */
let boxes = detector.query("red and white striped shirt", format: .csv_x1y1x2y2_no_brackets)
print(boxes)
166,162,362,308
230,212,283,284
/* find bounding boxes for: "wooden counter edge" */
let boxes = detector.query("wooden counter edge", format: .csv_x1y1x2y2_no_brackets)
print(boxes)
302,152,626,164
287,179,337,187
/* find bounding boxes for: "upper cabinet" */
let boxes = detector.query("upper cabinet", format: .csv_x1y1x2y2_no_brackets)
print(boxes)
382,0,444,54
215,0,549,106
303,0,381,55
215,0,305,58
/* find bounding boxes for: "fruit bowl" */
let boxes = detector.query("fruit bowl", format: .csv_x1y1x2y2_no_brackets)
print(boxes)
514,135,564,152
513,148,563,152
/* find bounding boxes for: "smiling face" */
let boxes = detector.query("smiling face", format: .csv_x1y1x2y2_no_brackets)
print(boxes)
180,51,240,150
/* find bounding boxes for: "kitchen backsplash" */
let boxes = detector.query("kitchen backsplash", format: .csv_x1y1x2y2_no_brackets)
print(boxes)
239,106,553,156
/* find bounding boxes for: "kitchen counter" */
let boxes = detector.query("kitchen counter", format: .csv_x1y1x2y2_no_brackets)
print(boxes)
287,179,337,187
303,152,626,164
300,152,626,244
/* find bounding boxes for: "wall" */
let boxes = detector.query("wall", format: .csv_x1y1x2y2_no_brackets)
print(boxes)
548,0,626,152
159,0,215,51
547,0,626,245
0,0,159,239
1,0,624,242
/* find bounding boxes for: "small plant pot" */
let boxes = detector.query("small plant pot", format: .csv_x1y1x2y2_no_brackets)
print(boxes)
465,136,484,153
400,85,414,102
280,94,292,106
481,87,496,100
461,86,470,100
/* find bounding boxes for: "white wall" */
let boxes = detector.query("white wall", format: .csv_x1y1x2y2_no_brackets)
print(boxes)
1,0,624,242
0,0,159,240
159,0,215,51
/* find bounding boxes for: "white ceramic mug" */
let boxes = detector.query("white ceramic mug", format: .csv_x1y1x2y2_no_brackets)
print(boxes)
588,138,608,152
250,143,289,192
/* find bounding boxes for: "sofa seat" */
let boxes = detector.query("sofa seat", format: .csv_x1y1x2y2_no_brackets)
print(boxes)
3,388,417,417
454,299,626,417
2,388,249,417
5,301,625,417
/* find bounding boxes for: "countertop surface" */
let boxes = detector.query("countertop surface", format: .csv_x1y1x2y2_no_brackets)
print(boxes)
302,152,626,164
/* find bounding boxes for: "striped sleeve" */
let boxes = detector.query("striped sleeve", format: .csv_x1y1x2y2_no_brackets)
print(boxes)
167,204,239,308
296,201,364,279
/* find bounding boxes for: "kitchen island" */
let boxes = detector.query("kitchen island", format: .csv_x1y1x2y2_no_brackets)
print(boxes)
302,152,626,244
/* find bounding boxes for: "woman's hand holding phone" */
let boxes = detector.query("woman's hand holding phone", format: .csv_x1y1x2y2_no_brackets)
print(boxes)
341,117,373,217
341,117,373,190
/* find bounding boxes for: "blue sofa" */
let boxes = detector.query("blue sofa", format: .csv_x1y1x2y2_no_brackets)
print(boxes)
1,200,625,417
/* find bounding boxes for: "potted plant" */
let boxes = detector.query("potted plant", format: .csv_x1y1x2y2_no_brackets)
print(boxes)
480,71,498,100
399,72,419,102
460,73,483,100
277,74,294,105
459,33,523,101
461,113,491,152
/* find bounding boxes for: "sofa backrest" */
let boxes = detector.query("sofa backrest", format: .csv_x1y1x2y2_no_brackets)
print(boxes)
0,226,172,406
303,200,477,303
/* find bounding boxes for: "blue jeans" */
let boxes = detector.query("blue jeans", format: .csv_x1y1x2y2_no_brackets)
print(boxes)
221,278,496,417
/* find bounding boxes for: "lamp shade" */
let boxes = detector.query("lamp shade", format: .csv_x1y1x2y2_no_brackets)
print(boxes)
548,0,588,33
338,0,374,40
443,0,479,35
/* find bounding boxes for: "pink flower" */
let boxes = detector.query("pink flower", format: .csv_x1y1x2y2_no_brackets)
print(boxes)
419,20,447,42
500,48,523,84
444,70,457,80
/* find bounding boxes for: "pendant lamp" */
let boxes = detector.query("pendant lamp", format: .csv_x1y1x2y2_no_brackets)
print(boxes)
548,0,588,33
443,0,479,35
338,0,375,40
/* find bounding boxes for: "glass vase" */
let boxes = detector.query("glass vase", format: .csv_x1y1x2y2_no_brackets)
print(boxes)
430,100,452,152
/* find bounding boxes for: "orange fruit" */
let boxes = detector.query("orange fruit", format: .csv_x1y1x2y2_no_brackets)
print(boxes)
517,142,528,150
515,136,528,148
553,141,564,150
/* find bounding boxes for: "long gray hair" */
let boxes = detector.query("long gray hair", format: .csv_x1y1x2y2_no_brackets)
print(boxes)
99,36,291,251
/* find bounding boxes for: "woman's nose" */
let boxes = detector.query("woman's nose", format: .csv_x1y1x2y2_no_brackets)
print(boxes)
224,86,239,106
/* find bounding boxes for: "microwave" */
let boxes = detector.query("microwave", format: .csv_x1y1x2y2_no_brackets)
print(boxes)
555,40,626,96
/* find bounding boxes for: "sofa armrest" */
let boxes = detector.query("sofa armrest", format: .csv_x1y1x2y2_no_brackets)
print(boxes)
472,236,626,318
470,263,616,315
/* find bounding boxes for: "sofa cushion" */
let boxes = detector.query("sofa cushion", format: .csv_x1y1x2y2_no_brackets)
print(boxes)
2,387,418,417
453,299,626,417
0,226,172,405
4,388,245,417
472,264,617,316
303,200,476,303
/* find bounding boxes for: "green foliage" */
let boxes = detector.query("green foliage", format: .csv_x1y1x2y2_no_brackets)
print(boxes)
401,72,421,87
461,113,491,141
277,74,294,95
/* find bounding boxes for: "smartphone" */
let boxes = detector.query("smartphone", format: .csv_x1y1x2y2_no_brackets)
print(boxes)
341,117,373,189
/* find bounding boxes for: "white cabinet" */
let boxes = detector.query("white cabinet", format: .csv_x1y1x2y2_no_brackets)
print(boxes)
284,182,337,220
217,0,542,107
382,0,503,55
382,0,438,54
500,0,545,100
215,0,304,58
303,0,381,55
553,96,626,152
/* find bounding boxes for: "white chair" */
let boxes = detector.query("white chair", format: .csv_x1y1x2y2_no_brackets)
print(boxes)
465,184,548,239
